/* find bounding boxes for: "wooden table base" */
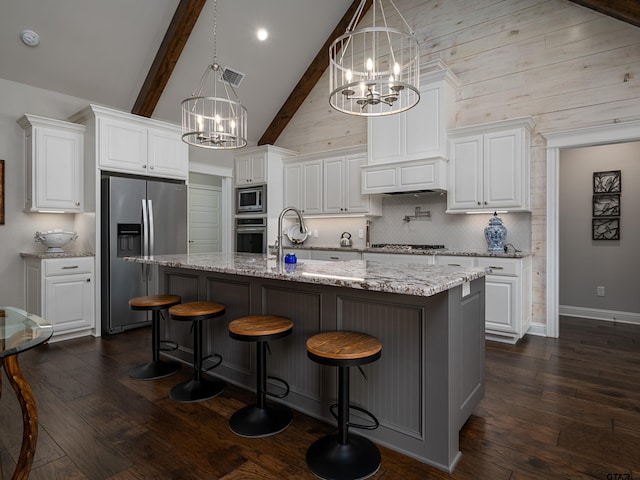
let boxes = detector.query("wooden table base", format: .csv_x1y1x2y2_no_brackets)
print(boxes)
1,355,39,480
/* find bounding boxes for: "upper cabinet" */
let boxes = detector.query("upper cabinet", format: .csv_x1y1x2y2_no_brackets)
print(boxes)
70,105,188,180
234,151,267,186
284,146,381,216
362,64,459,194
18,114,85,213
447,117,535,213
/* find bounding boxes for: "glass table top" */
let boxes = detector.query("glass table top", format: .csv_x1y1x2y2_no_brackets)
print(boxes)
0,307,53,358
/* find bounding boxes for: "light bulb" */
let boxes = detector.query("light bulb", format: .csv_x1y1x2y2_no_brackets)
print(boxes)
360,82,366,97
346,69,352,82
366,58,373,72
230,120,236,131
393,62,401,77
197,115,203,131
214,114,221,124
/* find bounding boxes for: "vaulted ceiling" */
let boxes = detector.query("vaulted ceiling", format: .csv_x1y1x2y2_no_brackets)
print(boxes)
1,0,637,147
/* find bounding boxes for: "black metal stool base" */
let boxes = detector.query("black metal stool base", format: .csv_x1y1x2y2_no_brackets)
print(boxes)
129,360,180,380
229,403,293,438
306,433,381,480
169,378,225,403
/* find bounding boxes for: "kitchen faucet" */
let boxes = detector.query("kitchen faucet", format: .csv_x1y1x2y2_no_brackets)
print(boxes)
276,206,307,262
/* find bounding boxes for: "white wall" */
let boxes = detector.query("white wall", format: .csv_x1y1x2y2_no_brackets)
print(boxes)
559,142,640,315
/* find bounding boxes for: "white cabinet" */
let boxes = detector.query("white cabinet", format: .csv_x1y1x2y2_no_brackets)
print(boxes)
447,117,534,212
368,67,458,165
24,256,95,342
284,147,381,216
70,104,188,180
324,153,379,214
18,114,85,213
234,152,266,186
284,159,322,214
363,66,458,194
477,256,532,343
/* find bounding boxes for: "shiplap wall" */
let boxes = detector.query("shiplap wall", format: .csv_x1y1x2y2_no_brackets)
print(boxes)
274,0,640,328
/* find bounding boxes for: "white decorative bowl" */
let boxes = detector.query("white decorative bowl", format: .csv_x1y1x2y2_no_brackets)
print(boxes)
34,230,78,253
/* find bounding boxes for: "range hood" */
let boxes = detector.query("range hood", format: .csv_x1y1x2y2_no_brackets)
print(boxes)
361,157,448,195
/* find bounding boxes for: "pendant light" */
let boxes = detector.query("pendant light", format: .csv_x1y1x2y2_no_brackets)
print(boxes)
329,0,420,116
181,0,247,149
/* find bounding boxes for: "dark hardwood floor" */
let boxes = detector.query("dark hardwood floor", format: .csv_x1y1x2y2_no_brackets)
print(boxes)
1,317,639,479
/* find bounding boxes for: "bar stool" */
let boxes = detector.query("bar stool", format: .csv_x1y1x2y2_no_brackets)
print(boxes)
228,315,293,437
128,294,181,380
306,331,382,480
168,301,226,402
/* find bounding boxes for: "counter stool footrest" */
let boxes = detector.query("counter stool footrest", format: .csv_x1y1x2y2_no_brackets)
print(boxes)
265,375,290,399
201,353,223,372
329,403,380,431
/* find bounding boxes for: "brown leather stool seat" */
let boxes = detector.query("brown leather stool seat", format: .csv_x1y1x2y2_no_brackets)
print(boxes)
168,301,226,402
128,294,181,380
228,315,293,437
306,331,382,480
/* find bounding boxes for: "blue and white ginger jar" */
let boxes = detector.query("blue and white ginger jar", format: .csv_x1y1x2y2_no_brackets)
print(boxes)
484,212,507,253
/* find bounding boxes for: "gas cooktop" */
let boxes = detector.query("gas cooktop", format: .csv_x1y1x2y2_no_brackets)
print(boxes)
370,243,446,250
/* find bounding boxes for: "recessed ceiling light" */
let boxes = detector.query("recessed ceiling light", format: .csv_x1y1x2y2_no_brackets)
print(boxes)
257,28,268,41
20,29,40,47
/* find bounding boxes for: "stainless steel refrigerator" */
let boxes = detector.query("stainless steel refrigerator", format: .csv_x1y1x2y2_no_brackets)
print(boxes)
101,174,187,334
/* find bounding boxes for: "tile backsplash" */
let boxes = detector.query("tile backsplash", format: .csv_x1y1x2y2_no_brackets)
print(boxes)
285,192,531,252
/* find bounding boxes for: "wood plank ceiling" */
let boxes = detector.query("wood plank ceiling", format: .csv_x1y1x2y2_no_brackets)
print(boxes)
131,0,640,145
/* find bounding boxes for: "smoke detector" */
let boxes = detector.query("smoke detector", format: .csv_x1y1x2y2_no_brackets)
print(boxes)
20,30,40,47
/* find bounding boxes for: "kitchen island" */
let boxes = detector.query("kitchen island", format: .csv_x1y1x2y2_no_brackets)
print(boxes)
125,252,486,472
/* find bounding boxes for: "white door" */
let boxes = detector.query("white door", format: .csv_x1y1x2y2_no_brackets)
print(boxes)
189,184,222,253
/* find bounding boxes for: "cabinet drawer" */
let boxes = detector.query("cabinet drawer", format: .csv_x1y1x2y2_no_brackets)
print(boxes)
476,257,519,276
44,257,94,276
435,255,476,268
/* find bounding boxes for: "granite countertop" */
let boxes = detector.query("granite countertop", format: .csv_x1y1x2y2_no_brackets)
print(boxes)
125,252,485,298
20,251,95,259
282,244,531,258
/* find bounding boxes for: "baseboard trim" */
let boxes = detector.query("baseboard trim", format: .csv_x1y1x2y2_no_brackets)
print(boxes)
526,322,547,337
559,305,640,326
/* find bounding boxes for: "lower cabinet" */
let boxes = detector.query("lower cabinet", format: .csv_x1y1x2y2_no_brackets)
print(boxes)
24,256,95,342
476,256,531,343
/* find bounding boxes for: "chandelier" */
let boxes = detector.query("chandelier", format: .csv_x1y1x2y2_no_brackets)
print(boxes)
181,0,247,149
329,0,420,116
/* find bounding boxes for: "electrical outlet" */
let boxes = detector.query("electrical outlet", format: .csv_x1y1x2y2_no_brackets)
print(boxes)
313,229,318,238
358,229,364,239
597,286,605,297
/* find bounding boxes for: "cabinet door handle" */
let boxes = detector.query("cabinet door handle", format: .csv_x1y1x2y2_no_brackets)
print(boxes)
447,263,461,267
62,265,79,269
330,256,339,260
477,201,481,205
86,278,91,282
142,165,147,168
488,266,504,270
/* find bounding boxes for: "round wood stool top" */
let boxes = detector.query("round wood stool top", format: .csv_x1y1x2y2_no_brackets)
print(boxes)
169,301,226,321
129,294,181,310
306,331,382,366
229,315,293,342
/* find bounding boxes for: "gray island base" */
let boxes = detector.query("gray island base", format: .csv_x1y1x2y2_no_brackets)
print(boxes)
125,253,486,472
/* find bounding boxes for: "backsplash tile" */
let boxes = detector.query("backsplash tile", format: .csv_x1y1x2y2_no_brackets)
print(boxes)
289,193,531,252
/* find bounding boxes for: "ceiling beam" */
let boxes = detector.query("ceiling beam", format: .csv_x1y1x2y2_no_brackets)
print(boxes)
569,0,640,28
258,0,372,146
132,0,207,118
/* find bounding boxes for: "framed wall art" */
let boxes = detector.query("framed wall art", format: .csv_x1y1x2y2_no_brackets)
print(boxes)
592,194,620,217
592,218,620,240
593,170,621,193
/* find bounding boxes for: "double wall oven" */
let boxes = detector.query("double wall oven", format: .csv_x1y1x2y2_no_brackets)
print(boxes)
235,185,267,254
